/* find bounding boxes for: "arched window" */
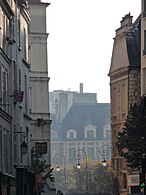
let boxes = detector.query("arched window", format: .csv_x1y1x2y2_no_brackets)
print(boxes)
84,124,96,138
67,129,77,139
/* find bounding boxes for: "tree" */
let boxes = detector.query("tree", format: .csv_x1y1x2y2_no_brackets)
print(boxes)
117,96,146,169
31,147,49,195
53,160,112,194
73,159,112,193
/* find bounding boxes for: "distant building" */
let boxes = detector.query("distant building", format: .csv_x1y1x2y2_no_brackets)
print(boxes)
50,86,111,166
50,83,98,124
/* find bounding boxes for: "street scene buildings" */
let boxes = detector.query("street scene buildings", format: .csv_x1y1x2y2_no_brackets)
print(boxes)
50,85,111,164
109,1,146,195
0,0,54,194
50,85,111,194
0,0,146,195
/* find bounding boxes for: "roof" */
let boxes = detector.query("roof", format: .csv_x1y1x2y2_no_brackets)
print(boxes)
126,15,141,66
60,103,110,140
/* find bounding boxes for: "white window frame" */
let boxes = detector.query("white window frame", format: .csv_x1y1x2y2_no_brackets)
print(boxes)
67,129,77,139
84,124,96,138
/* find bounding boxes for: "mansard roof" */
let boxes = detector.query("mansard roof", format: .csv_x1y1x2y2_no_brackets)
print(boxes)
109,14,141,74
60,103,110,140
126,15,141,67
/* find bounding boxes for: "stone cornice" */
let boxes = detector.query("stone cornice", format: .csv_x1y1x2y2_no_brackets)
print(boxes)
109,67,129,81
1,0,14,18
0,48,11,64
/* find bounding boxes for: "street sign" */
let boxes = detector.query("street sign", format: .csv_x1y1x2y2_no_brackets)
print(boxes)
35,142,47,154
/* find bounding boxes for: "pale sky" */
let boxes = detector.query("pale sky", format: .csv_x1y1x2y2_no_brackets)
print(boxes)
44,0,140,103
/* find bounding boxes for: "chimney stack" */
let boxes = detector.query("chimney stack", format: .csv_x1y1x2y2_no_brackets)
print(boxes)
80,83,83,93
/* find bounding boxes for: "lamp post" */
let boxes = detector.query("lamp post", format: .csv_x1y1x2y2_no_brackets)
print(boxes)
74,148,88,193
98,144,111,166
53,153,67,194
14,130,29,155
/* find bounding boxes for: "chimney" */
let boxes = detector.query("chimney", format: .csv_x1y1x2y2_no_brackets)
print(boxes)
120,13,133,28
116,13,133,36
80,83,83,93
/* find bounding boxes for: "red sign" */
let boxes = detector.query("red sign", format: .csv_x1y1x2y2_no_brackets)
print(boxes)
14,91,24,102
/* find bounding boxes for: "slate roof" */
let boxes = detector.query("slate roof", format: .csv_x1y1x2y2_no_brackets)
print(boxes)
50,113,60,131
60,103,110,141
126,15,141,66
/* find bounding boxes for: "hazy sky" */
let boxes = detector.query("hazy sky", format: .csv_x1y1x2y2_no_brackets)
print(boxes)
45,0,140,103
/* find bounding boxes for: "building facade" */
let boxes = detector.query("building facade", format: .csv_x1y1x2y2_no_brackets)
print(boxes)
28,0,55,194
50,88,111,190
0,0,31,194
109,13,141,195
141,0,146,96
51,103,111,164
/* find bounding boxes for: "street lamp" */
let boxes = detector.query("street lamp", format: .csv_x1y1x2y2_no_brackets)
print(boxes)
98,144,111,166
74,148,88,193
102,158,107,167
14,130,29,155
21,141,28,155
53,153,67,194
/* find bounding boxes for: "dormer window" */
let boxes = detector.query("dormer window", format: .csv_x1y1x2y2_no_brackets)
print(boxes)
67,129,76,139
103,124,111,139
87,130,94,138
84,124,96,138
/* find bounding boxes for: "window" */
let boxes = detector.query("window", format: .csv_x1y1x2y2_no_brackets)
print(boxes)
121,84,126,113
1,13,10,55
0,65,9,112
13,124,17,164
112,87,117,115
5,17,10,56
67,130,76,139
18,19,21,48
24,75,28,113
13,61,17,91
144,30,146,55
87,147,94,159
69,132,75,138
144,68,146,94
87,130,94,138
84,124,96,138
24,28,26,59
0,65,2,106
68,148,76,163
4,129,10,172
19,68,21,90
2,15,6,51
103,124,111,139
5,69,9,112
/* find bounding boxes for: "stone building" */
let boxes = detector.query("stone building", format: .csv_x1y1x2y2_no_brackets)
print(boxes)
141,0,146,96
28,0,55,194
109,13,141,195
0,0,54,194
0,0,31,194
50,88,111,192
